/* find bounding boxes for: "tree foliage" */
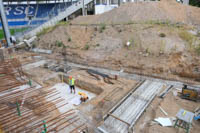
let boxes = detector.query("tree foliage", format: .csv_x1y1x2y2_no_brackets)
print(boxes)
189,0,200,7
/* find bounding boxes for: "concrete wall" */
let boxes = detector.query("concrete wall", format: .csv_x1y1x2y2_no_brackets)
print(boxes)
183,0,189,5
62,75,103,95
95,4,118,14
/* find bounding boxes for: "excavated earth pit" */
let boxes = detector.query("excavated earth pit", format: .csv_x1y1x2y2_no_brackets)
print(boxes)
15,53,138,127
1,51,199,133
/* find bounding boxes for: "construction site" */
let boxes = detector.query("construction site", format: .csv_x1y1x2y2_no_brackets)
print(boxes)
0,0,200,133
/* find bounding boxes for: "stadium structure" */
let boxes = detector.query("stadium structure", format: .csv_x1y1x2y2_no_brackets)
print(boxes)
0,0,127,29
0,0,95,42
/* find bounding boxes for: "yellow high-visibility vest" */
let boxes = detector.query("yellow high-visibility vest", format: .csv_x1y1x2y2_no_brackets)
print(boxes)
69,78,75,85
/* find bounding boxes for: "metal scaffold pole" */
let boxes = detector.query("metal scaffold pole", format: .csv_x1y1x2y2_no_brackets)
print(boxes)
82,0,85,16
0,0,11,47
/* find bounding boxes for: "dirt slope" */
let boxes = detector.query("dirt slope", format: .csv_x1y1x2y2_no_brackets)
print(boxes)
36,22,200,84
35,0,200,84
72,0,200,26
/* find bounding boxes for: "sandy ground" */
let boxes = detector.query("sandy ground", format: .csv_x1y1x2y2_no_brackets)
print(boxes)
72,0,200,26
134,90,200,133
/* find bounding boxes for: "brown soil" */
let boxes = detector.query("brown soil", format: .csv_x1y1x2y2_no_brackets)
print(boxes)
36,23,200,84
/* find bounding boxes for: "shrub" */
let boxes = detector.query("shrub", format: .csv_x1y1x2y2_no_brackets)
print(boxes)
146,48,149,53
159,33,166,38
68,37,71,42
197,32,200,37
84,44,90,50
32,43,36,48
99,23,106,33
94,27,98,31
55,40,63,47
118,29,122,33
195,44,200,55
63,45,66,48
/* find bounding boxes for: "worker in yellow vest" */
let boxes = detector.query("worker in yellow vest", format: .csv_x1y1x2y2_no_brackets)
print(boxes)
69,76,75,94
78,92,89,102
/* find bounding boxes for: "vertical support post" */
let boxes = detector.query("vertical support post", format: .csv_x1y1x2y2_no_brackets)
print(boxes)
62,74,64,83
118,0,120,6
42,120,47,133
0,124,3,133
16,102,21,116
28,79,32,86
82,0,85,16
0,0,11,47
174,119,178,128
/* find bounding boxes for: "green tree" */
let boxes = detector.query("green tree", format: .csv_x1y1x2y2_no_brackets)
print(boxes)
189,0,200,7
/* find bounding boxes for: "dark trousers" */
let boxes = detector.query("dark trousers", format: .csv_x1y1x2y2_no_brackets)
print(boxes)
70,85,75,93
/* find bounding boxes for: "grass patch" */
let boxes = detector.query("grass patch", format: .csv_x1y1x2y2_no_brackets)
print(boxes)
57,21,69,26
99,23,106,33
37,21,69,37
179,30,195,48
37,26,55,37
144,20,184,28
63,45,67,48
0,28,28,39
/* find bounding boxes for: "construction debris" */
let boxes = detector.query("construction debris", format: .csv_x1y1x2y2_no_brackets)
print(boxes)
159,106,168,116
32,48,52,54
23,36,37,48
154,117,173,127
159,85,173,98
85,69,114,84
194,107,200,120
